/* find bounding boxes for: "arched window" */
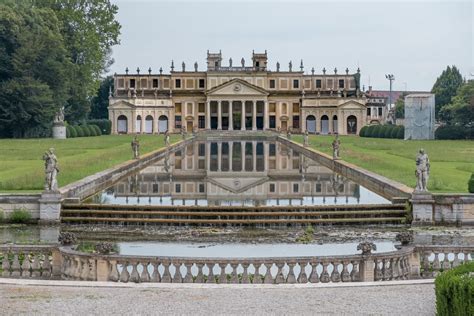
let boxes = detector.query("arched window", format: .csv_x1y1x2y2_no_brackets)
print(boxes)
145,115,153,134
347,115,357,134
158,115,168,133
136,115,142,133
321,115,329,134
306,115,316,133
117,115,128,134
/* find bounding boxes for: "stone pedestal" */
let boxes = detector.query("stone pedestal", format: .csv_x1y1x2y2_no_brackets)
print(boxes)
39,191,62,224
359,258,375,282
52,123,66,139
411,191,434,225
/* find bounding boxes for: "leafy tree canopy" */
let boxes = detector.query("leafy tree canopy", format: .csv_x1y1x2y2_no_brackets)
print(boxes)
90,75,113,119
431,65,464,118
438,80,474,127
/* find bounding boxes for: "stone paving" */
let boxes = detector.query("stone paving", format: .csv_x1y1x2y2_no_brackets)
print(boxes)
0,282,435,315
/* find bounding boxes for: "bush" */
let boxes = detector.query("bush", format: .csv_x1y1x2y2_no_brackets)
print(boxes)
69,125,77,138
435,125,467,140
359,126,368,137
396,126,404,139
383,125,394,138
86,125,96,136
9,208,32,223
87,119,111,135
435,261,474,316
390,125,400,138
91,124,102,136
74,125,84,137
469,173,474,193
372,125,383,138
81,125,91,137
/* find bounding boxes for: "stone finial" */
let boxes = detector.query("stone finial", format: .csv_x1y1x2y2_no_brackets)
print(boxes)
194,62,198,72
108,86,112,98
396,232,414,246
58,232,77,246
334,67,337,74
300,59,304,71
311,67,315,75
323,67,326,75
289,61,292,72
357,67,361,73
357,241,376,255
229,57,233,67
241,57,245,67
346,67,349,74
182,62,185,72
276,61,280,72
171,60,175,72
148,67,152,75
136,67,140,74
125,67,129,75
159,67,163,75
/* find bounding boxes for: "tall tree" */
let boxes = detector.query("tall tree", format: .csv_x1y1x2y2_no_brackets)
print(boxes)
0,4,71,137
90,75,113,119
431,65,464,118
439,80,474,126
35,0,121,122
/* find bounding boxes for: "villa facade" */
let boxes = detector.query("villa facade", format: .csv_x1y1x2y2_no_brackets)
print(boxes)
109,51,369,135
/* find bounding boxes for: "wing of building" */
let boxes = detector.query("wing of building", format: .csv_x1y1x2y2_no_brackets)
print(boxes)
109,50,370,135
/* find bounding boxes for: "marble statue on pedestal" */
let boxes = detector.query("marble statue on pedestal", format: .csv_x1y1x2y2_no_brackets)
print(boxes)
165,131,170,148
332,136,340,160
303,130,309,147
131,136,140,159
43,148,59,191
415,149,430,191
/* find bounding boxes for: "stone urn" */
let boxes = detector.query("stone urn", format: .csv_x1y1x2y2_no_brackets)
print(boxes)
396,232,414,246
357,241,377,255
58,232,77,246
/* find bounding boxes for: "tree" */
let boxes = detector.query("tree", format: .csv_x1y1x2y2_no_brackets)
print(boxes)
431,65,464,119
394,95,406,119
439,80,474,127
90,76,113,119
0,4,71,137
34,0,121,122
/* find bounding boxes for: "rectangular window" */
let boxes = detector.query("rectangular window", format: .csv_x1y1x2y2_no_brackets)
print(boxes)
198,115,205,128
270,115,276,128
316,79,322,88
293,79,299,89
199,183,205,193
269,79,276,89
269,144,276,156
175,103,182,114
198,103,205,113
367,108,371,116
316,183,322,193
130,79,135,88
293,115,300,129
198,143,205,156
269,183,276,193
152,184,159,193
175,115,182,129
378,107,383,116
152,79,158,88
175,183,181,193
293,103,300,113
339,79,345,89
293,183,299,193
175,79,181,88
199,79,205,88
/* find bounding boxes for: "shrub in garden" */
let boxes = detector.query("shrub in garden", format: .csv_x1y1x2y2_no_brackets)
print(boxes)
9,208,32,223
435,261,474,316
81,125,91,137
372,125,383,138
383,125,394,138
468,173,474,193
359,126,368,137
87,119,111,135
390,126,399,138
74,125,84,137
91,125,102,136
435,125,467,140
396,126,404,139
86,125,96,136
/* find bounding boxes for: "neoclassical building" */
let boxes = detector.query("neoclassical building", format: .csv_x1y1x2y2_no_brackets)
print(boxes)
109,50,369,135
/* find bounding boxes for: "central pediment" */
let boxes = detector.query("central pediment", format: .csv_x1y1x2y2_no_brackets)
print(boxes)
206,78,269,96
207,176,269,194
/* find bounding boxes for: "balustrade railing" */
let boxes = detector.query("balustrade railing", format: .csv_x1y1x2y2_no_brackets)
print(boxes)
0,245,60,279
415,245,474,278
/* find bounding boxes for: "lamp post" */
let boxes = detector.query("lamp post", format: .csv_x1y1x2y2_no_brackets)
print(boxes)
385,74,395,110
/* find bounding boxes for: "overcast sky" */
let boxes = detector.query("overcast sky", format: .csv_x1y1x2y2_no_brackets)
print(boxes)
109,0,473,91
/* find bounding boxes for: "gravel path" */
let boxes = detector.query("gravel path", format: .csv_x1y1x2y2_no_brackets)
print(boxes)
0,283,435,315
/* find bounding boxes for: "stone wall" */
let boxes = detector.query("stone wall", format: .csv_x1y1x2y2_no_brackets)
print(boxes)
0,194,41,220
433,194,474,225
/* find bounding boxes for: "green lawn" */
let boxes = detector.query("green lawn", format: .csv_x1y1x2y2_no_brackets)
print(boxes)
0,134,180,192
293,135,474,193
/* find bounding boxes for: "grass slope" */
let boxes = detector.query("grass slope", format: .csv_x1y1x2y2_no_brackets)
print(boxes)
293,135,474,193
0,135,180,192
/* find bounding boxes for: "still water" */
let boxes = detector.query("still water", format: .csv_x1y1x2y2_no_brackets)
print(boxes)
87,140,390,206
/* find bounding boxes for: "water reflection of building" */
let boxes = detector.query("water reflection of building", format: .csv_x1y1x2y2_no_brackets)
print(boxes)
112,142,360,206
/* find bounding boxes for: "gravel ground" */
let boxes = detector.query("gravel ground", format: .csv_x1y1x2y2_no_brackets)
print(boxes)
0,283,435,315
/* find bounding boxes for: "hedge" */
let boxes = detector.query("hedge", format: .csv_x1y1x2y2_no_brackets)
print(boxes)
74,125,84,137
469,173,474,193
91,124,102,136
435,125,474,140
66,125,77,138
360,124,404,139
359,126,368,137
87,119,111,135
435,261,474,316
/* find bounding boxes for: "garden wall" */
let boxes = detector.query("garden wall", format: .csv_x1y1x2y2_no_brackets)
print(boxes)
0,194,40,219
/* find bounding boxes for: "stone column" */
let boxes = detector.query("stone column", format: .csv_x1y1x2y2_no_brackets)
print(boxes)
252,100,257,131
264,142,269,171
217,101,222,130
241,101,246,131
206,101,211,130
141,115,145,134
51,248,62,277
206,142,211,171
263,100,269,130
359,257,375,282
252,141,257,171
229,141,233,171
229,100,233,131
408,249,421,278
153,115,159,134
328,115,333,134
217,142,222,171
241,141,245,171
96,259,109,281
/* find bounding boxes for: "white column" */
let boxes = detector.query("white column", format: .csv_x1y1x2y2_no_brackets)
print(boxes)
252,100,257,131
229,142,233,171
206,101,211,130
241,141,245,171
217,142,222,171
264,142,269,171
241,101,246,131
217,101,222,130
206,142,211,171
252,141,257,171
229,100,233,131
141,115,145,134
263,100,269,130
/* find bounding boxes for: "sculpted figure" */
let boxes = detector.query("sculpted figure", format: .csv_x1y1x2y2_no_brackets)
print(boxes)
276,61,280,72
229,58,233,67
303,130,309,147
131,136,140,159
287,129,291,140
415,149,430,191
164,130,170,147
241,58,245,67
289,61,292,72
332,135,340,160
54,106,65,123
181,126,186,140
43,148,59,191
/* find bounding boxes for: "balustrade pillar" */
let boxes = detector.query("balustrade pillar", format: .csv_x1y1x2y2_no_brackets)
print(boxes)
217,101,222,130
252,100,257,130
96,259,109,281
408,250,421,279
359,258,375,282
